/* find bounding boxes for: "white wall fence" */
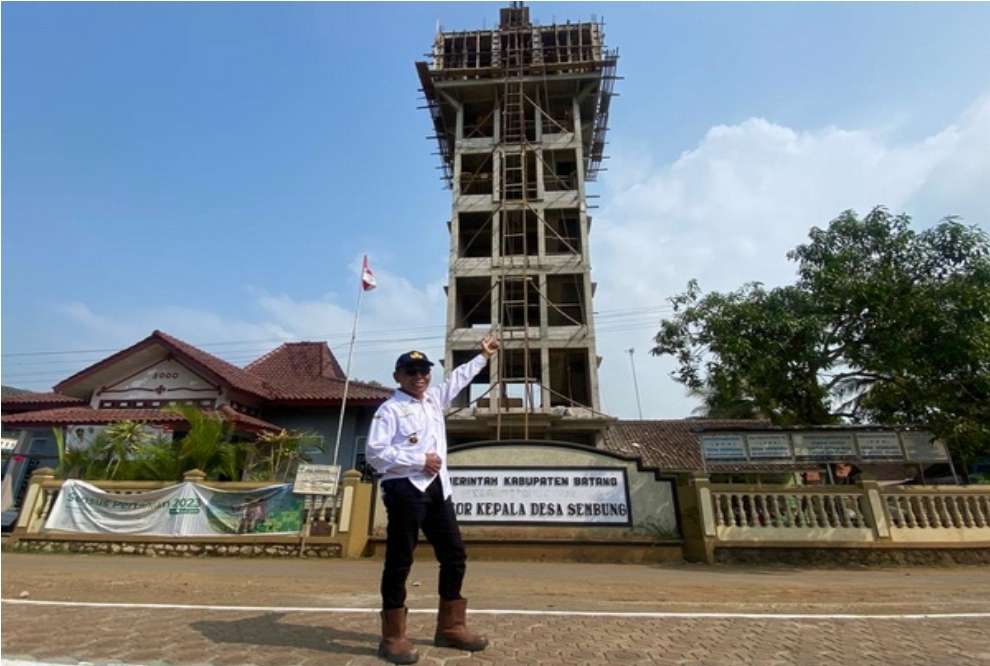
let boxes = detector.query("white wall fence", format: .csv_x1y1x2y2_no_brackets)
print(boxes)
695,480,990,553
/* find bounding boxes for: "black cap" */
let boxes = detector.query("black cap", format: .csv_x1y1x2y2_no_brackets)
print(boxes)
395,351,435,371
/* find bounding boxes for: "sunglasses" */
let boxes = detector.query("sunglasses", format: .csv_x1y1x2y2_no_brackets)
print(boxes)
403,367,431,377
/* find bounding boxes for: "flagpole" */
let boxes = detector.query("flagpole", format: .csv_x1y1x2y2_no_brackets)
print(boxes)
331,282,365,472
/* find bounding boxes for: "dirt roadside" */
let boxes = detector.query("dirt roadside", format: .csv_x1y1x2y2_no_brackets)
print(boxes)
3,552,989,613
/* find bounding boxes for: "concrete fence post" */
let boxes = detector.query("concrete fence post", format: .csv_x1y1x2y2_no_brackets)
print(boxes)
14,467,57,536
334,469,373,558
860,481,891,540
182,469,207,483
676,473,716,564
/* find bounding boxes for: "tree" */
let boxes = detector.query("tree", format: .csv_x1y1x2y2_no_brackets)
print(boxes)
241,429,319,482
99,420,152,478
163,404,239,480
652,207,990,460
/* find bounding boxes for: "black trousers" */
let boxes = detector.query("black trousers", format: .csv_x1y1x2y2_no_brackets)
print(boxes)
380,477,466,610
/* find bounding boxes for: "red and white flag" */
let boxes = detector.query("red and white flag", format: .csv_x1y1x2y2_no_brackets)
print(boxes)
361,255,377,291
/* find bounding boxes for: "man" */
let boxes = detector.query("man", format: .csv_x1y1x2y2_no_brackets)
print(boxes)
366,335,499,665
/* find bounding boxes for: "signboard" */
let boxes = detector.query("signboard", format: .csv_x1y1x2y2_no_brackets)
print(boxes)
856,433,903,460
901,433,949,463
700,434,747,460
793,433,856,460
46,480,303,536
746,434,791,460
293,464,341,495
698,429,948,468
448,467,631,525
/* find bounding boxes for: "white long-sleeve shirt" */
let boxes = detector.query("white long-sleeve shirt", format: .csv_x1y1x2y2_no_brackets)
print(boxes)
365,354,489,499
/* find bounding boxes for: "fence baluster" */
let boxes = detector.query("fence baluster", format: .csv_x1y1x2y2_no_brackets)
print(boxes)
964,496,976,528
971,496,986,528
912,496,928,528
949,496,965,528
768,494,780,527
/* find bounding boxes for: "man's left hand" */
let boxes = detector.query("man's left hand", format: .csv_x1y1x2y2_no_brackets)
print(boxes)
481,333,500,358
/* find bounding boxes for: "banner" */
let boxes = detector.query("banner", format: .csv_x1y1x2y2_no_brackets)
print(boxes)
449,467,631,525
46,480,304,536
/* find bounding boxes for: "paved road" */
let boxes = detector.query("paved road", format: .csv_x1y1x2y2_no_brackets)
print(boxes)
2,554,989,665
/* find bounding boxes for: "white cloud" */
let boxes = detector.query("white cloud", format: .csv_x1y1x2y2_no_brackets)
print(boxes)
49,262,446,391
593,93,990,419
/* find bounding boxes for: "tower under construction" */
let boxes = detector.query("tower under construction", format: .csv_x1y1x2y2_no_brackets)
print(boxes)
418,3,618,445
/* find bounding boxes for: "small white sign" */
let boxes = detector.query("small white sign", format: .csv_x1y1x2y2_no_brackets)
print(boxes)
793,433,856,460
293,464,340,495
900,433,948,463
449,467,630,525
701,434,747,460
856,433,904,460
746,434,792,460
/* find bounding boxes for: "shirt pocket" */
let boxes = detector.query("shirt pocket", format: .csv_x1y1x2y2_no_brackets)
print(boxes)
397,413,424,441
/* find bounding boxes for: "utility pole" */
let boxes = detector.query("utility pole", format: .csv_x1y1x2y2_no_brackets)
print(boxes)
626,348,643,419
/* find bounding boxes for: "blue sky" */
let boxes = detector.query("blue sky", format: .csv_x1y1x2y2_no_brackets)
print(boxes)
3,2,989,417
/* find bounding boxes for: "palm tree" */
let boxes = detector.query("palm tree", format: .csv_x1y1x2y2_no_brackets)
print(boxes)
131,436,185,481
688,384,764,420
164,404,239,480
99,420,152,479
243,429,318,481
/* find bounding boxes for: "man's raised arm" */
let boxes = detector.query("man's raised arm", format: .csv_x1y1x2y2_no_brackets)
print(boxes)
434,334,500,409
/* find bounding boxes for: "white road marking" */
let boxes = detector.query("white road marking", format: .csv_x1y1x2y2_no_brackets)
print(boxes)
3,598,989,620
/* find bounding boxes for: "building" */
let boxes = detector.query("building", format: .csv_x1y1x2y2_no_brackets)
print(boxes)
419,3,619,445
1,330,391,514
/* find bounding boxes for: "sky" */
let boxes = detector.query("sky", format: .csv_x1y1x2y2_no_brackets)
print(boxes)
2,1,989,419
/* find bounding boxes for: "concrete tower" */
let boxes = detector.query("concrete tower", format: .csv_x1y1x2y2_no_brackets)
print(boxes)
417,3,618,445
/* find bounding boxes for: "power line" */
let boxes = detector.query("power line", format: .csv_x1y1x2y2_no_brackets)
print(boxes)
1,304,674,360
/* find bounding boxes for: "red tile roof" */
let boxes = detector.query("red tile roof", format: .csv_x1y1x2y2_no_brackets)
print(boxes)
1,391,85,408
149,331,274,399
246,342,345,381
0,405,280,433
601,419,773,472
50,331,391,406
245,342,391,404
54,330,273,400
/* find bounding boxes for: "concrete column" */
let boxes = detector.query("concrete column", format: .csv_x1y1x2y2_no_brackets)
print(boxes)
536,204,547,261
572,97,586,201
540,346,551,409
861,481,892,540
454,151,463,196
534,91,543,142
677,474,716,564
536,149,546,200
339,469,373,558
15,467,56,535
492,150,501,205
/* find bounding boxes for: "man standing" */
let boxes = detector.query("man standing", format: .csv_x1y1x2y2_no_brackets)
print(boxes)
366,335,499,664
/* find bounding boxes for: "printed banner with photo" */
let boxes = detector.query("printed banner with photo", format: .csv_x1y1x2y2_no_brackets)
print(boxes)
46,480,304,536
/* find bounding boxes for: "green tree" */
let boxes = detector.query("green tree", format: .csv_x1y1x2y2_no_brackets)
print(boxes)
99,420,152,479
241,429,318,482
131,436,185,481
652,207,990,460
164,404,239,480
